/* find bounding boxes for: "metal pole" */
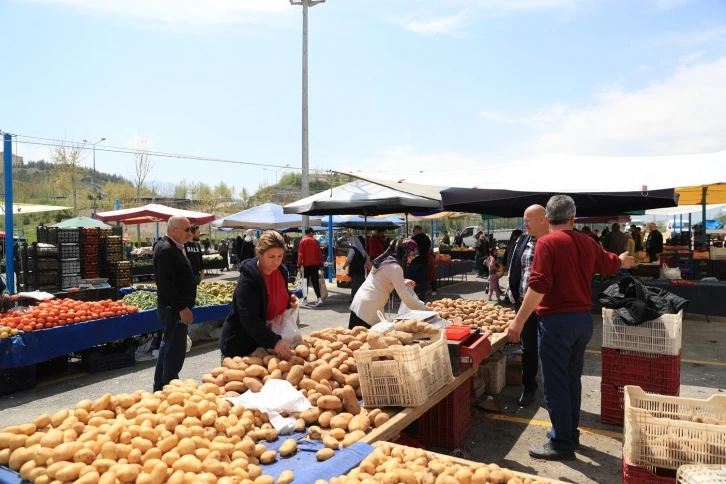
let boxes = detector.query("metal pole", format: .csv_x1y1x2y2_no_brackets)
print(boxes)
688,213,692,250
702,187,708,248
328,215,333,282
4,133,15,294
92,144,97,216
301,0,310,232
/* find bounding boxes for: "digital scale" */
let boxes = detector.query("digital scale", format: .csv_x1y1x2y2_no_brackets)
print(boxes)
78,278,112,290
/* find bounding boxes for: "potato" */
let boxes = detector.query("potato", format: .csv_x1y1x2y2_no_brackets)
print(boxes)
311,364,333,383
341,386,361,415
299,378,317,391
259,450,277,464
344,374,360,389
330,414,353,430
279,439,297,457
348,415,370,433
243,377,263,393
308,426,323,440
278,469,294,484
245,365,267,378
317,395,342,411
318,410,337,428
73,447,96,465
341,430,365,448
329,428,346,441
316,448,334,461
52,441,85,462
300,408,321,425
172,454,202,473
323,436,339,450
254,476,274,484
224,370,246,383
374,413,389,428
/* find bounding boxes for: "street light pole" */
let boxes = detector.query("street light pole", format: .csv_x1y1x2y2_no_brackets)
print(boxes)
290,0,324,229
263,164,291,185
83,137,106,216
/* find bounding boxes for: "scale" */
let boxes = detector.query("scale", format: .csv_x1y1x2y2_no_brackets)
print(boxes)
394,310,451,331
78,278,112,290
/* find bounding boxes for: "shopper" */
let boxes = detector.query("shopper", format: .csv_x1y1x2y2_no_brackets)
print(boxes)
409,226,431,302
152,215,197,392
602,223,628,254
646,222,664,262
239,229,257,263
342,236,370,301
426,248,437,296
503,229,523,268
508,195,634,460
298,227,324,307
507,205,549,407
349,238,427,329
184,224,204,285
368,229,386,260
336,231,351,257
218,239,229,272
441,231,451,246
219,231,299,360
631,225,643,253
486,248,503,301
475,231,489,278
453,230,465,247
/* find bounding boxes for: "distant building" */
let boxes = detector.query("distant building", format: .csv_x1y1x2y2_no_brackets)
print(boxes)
0,153,24,167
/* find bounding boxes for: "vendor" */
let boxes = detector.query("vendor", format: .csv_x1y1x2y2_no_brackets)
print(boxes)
219,231,299,360
349,238,427,329
342,236,370,302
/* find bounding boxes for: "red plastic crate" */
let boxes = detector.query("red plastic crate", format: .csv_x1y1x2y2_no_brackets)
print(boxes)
622,458,677,484
601,382,625,426
418,376,472,449
445,325,472,341
601,347,681,395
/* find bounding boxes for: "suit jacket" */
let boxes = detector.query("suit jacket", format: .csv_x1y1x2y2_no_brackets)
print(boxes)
507,234,532,303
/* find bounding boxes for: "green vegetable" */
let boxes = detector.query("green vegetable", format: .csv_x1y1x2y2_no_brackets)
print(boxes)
122,291,158,310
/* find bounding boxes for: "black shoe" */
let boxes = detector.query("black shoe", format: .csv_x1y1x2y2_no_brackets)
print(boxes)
529,442,576,461
546,429,580,450
518,387,537,407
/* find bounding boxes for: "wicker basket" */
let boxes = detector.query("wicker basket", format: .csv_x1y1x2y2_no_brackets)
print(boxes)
603,309,682,356
624,386,726,470
354,331,454,407
677,465,726,483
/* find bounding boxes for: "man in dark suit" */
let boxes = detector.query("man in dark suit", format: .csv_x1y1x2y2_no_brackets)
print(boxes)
646,222,664,262
507,205,549,407
153,215,197,391
184,225,204,285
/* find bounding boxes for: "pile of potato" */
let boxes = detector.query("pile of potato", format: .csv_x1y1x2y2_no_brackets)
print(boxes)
426,298,516,334
203,325,441,433
316,442,549,484
0,379,301,484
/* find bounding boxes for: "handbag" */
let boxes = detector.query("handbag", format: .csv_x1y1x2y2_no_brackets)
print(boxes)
319,269,329,299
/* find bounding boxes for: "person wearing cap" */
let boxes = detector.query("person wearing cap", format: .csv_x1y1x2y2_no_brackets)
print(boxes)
297,227,324,307
349,238,427,329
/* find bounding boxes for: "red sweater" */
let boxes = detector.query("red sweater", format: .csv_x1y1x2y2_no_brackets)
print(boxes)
528,230,621,316
297,235,323,268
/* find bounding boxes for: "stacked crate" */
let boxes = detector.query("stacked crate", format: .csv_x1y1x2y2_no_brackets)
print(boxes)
107,261,132,289
15,242,60,292
601,308,683,427
81,228,101,279
58,228,82,289
601,309,685,484
100,235,123,279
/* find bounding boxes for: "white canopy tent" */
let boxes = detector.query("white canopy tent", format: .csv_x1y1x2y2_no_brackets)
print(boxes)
213,203,322,229
643,204,726,216
0,203,70,215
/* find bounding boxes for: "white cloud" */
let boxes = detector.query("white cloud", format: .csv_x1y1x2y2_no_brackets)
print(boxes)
536,57,726,155
17,0,292,26
479,104,569,126
388,10,469,36
677,50,705,65
635,64,649,72
648,0,695,9
648,25,726,47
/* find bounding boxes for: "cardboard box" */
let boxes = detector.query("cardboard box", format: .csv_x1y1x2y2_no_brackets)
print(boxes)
480,352,506,394
506,354,523,386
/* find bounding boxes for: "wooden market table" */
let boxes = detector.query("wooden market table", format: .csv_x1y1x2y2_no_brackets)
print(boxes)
372,442,567,484
362,330,510,444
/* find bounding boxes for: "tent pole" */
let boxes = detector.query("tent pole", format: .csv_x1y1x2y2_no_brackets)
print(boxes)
688,212,692,250
406,213,409,235
328,215,333,282
4,133,15,294
702,186,708,248
679,214,683,235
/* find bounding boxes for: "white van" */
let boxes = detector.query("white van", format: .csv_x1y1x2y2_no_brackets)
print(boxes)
666,220,690,240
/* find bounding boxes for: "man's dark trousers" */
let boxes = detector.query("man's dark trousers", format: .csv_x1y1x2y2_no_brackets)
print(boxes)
538,310,592,453
407,263,427,302
153,305,188,392
515,303,540,392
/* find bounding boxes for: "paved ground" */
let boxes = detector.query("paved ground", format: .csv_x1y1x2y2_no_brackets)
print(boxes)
2,269,725,484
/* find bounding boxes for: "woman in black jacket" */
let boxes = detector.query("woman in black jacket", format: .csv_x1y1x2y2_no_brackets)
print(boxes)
219,231,299,360
239,230,257,262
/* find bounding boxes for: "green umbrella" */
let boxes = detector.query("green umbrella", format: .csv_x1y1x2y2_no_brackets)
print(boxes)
49,216,112,229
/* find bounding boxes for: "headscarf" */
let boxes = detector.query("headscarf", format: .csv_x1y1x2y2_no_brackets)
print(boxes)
372,238,419,270
350,236,368,259
244,229,257,245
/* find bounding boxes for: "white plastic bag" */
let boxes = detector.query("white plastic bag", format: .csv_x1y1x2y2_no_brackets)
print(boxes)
660,263,681,280
268,307,303,347
397,286,418,315
225,380,312,434
186,335,192,352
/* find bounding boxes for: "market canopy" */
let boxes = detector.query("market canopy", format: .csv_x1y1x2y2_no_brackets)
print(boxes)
50,216,112,229
640,203,726,216
333,215,403,230
95,203,216,225
283,180,441,216
0,203,70,215
213,203,322,229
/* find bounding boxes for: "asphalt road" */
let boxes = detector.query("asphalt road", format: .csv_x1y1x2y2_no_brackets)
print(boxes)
2,270,725,484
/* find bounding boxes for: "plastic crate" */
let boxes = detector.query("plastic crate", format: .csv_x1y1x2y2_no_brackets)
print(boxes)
623,459,677,484
418,376,472,449
82,344,136,373
480,351,507,395
59,244,80,259
61,259,81,274
601,382,626,425
624,386,726,470
61,274,81,289
0,365,37,397
601,348,681,395
602,308,682,356
58,228,81,243
36,356,69,379
355,331,454,407
36,226,59,244
711,248,726,261
677,465,726,483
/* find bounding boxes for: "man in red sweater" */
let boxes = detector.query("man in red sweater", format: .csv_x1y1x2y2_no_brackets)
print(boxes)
508,195,635,460
297,227,324,307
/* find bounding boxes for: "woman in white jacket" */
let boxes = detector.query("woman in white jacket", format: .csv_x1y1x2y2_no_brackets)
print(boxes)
349,238,428,329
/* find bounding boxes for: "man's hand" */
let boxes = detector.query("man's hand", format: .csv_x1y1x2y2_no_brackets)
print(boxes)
200,272,205,281
404,279,416,288
619,252,636,269
507,318,525,343
274,340,294,360
289,295,299,310
179,308,194,325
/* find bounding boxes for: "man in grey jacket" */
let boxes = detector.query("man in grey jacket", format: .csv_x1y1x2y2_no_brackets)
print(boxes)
603,223,628,255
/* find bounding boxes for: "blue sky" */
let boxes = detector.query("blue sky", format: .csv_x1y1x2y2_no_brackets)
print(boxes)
2,0,725,196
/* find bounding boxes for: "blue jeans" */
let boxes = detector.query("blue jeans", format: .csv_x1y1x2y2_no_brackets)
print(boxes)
153,305,189,392
406,263,427,303
538,311,593,452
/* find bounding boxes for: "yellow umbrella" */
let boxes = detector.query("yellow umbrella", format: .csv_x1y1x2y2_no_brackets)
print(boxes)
676,183,726,205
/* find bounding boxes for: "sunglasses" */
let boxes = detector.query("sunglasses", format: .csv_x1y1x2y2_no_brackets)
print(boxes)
176,226,191,232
